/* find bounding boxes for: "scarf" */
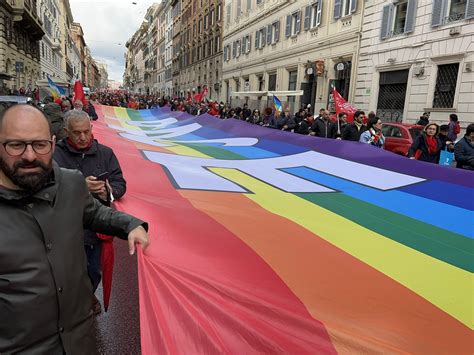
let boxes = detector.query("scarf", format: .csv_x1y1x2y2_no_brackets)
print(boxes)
67,134,95,151
367,128,384,147
425,135,438,155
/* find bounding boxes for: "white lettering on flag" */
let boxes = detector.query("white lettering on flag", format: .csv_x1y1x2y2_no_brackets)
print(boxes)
143,151,424,193
119,133,259,148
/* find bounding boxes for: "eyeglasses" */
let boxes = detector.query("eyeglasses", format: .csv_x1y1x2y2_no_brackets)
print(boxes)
1,140,53,156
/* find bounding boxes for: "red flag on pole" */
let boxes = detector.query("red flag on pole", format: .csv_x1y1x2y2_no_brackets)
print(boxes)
73,80,88,106
332,86,358,123
194,85,209,103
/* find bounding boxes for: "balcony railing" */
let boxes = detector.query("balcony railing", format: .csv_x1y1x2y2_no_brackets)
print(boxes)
24,0,38,18
444,13,465,24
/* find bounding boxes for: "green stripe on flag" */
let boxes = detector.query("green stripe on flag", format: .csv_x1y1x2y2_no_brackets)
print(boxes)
296,192,474,272
182,143,245,160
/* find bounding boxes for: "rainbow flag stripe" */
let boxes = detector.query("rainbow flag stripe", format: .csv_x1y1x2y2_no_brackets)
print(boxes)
93,105,473,354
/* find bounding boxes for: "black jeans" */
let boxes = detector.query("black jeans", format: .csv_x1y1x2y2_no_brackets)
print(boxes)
84,243,102,292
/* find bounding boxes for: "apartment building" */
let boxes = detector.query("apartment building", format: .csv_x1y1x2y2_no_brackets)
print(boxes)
171,0,182,94
0,0,44,93
37,0,63,82
178,0,223,100
124,21,148,93
221,0,364,111
354,0,474,126
143,4,159,95
164,0,174,96
70,22,86,83
155,2,167,94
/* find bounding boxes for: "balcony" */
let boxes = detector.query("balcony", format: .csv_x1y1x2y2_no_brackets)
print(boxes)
51,37,61,50
9,0,44,40
66,62,74,78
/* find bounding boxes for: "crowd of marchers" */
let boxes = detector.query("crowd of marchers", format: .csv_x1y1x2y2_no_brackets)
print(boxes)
2,88,473,170
90,91,473,171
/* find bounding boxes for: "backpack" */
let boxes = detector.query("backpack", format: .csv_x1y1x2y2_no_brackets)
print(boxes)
454,122,461,135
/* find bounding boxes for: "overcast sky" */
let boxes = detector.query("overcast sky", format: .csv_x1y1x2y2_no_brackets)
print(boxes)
69,0,158,82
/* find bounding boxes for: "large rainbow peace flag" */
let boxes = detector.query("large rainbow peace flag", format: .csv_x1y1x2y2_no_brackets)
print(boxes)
93,105,473,354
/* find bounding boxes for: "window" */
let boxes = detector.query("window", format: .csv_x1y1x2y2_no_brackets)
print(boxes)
449,0,467,21
247,0,252,12
304,2,323,30
215,36,220,52
257,0,264,5
266,22,279,45
288,70,297,103
255,27,266,49
376,69,409,122
210,9,215,26
391,127,403,137
199,18,203,33
433,63,459,108
236,39,241,57
286,11,301,37
226,5,231,24
393,2,408,33
380,0,417,39
268,73,277,91
242,34,251,54
217,4,222,22
204,14,208,30
333,0,357,19
432,0,473,26
237,0,242,15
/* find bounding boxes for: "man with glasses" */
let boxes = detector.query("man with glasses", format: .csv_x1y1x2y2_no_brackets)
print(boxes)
0,104,149,354
342,110,367,141
54,109,126,315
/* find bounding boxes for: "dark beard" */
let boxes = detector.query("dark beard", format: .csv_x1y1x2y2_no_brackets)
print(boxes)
0,157,53,194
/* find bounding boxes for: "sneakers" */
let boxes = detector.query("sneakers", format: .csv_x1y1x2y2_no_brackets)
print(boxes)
92,295,102,315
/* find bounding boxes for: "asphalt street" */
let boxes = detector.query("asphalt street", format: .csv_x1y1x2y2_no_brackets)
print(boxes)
92,240,141,355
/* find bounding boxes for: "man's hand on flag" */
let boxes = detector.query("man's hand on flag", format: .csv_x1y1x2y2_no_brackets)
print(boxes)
128,225,150,255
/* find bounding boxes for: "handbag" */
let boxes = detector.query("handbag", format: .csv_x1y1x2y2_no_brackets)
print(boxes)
439,147,454,166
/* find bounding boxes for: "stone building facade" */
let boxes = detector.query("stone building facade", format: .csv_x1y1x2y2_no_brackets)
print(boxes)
178,0,223,100
37,0,63,82
354,0,474,126
221,0,364,112
0,0,44,93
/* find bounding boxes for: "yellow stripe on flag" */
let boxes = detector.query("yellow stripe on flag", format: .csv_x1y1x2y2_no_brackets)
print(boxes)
167,144,211,158
210,168,474,329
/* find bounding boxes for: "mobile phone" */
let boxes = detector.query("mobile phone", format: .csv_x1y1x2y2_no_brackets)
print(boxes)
96,172,109,181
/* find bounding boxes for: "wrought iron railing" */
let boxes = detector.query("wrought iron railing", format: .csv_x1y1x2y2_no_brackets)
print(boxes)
377,82,407,122
444,13,465,24
433,63,459,108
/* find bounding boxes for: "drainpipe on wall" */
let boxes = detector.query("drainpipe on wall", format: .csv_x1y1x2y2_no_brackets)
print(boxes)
350,0,366,105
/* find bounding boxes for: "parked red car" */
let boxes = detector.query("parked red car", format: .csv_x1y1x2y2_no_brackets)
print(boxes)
382,122,423,156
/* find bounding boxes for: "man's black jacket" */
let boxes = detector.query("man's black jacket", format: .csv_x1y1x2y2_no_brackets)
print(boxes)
54,139,126,244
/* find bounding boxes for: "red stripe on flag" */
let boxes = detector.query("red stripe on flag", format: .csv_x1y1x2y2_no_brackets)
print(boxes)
93,109,337,353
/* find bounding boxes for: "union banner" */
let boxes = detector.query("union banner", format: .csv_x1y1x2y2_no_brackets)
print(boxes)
93,105,473,354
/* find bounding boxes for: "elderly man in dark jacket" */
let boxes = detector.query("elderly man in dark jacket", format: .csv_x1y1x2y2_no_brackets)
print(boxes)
310,109,331,138
0,104,149,354
54,109,126,313
454,123,474,170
